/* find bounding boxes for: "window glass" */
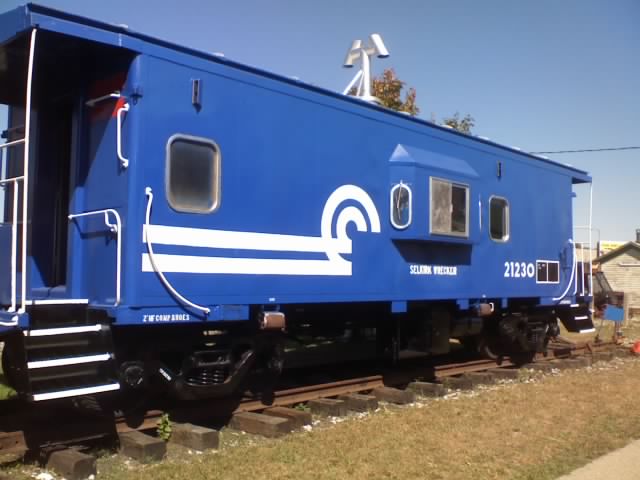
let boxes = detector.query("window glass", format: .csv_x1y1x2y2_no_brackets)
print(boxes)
489,197,509,241
166,135,220,213
547,262,559,283
537,261,548,282
390,183,412,229
430,178,468,237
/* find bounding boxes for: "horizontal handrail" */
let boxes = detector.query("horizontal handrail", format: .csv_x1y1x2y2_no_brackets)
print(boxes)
0,138,26,150
0,176,25,186
85,91,121,107
68,209,122,306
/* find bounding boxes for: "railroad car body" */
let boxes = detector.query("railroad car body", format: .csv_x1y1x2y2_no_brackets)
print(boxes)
0,4,594,402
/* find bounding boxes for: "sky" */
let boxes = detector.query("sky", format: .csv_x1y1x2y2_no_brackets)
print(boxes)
0,0,638,243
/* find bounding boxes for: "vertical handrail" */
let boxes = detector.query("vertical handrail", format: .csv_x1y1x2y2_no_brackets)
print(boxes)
574,225,596,296
68,209,122,306
588,183,594,296
116,102,130,169
18,28,37,314
553,239,577,302
10,180,18,311
0,177,24,314
580,244,585,295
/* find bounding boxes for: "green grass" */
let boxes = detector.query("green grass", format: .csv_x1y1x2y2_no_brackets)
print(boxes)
4,356,640,479
99,358,640,480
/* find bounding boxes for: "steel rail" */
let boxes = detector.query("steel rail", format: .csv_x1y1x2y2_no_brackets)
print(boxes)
0,341,618,459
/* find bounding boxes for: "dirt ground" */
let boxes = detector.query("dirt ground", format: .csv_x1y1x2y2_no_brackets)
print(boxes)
3,350,640,480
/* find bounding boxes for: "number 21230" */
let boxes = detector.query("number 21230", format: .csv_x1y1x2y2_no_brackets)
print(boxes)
504,261,535,278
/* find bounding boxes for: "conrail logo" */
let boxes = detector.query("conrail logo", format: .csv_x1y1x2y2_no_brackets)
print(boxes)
142,184,381,277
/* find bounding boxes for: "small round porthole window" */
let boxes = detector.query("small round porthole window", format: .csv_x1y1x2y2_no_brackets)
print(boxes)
390,182,412,229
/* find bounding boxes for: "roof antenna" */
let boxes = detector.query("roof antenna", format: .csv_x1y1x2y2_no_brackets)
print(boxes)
342,34,389,104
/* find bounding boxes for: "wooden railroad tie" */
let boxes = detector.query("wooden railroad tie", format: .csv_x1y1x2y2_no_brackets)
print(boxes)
46,448,96,480
229,412,295,438
170,423,219,451
119,430,166,464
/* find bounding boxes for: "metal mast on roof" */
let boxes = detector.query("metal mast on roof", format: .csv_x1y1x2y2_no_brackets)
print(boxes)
342,34,389,104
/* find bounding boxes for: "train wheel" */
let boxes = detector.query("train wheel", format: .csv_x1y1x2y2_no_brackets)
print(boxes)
477,334,500,360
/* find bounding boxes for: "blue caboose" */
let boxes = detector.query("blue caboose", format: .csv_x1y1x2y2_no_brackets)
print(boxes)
0,4,594,402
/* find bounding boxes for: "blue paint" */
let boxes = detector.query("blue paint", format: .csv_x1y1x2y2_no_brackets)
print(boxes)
603,305,624,323
0,4,592,335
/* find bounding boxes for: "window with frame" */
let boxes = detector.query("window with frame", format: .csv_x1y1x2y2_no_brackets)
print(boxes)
489,196,509,241
166,134,220,214
430,177,469,237
390,183,412,229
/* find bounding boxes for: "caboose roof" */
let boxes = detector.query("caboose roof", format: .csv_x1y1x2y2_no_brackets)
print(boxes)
0,3,591,184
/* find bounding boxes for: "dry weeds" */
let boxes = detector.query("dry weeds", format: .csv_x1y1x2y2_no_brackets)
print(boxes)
3,324,640,479
6,356,635,480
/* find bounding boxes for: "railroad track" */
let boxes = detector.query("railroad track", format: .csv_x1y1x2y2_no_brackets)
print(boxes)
0,340,622,464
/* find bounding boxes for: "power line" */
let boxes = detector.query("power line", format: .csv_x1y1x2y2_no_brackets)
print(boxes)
530,146,640,154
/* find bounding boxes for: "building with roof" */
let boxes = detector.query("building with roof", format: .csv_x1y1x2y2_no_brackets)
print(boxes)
594,242,640,316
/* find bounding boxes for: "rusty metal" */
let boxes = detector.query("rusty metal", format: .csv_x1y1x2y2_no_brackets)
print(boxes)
260,311,286,331
0,340,617,459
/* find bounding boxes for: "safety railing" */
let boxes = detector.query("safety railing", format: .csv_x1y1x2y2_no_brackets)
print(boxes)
68,209,122,306
574,226,595,298
0,176,23,318
0,28,37,326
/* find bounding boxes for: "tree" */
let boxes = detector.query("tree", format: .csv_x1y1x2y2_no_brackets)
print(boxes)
442,112,475,135
370,68,420,116
365,69,475,134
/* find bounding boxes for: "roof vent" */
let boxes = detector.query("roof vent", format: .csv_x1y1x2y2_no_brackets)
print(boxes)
636,229,640,243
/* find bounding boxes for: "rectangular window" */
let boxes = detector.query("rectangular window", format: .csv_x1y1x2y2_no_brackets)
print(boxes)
430,177,469,237
536,260,560,284
489,196,509,242
166,134,220,214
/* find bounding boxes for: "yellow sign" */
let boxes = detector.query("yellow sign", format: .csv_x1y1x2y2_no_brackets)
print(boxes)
599,241,626,256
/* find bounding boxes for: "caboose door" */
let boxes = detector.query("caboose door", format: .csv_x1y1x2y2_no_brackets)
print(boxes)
17,33,135,309
68,65,134,306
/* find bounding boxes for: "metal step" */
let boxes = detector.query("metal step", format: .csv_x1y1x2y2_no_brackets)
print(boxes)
27,353,112,369
18,323,120,402
558,304,595,333
23,324,103,337
32,382,120,402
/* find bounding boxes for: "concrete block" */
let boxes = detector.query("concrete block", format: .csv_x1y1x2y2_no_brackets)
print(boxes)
407,381,445,397
46,449,96,480
487,368,520,380
119,430,166,463
373,386,415,405
442,376,473,391
463,371,495,386
308,398,347,417
229,412,294,438
263,406,312,428
338,393,378,412
170,422,219,451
